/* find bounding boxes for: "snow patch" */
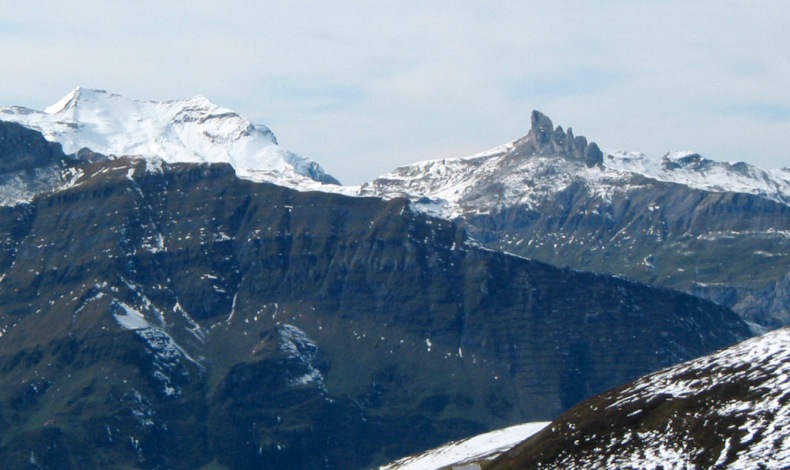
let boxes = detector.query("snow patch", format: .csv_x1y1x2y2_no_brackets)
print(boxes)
380,421,549,469
279,324,325,388
112,302,151,331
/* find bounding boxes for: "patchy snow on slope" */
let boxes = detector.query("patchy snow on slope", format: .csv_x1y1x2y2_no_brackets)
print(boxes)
361,146,645,220
111,300,202,396
360,146,511,219
534,327,790,470
361,135,789,222
606,150,790,205
380,421,550,469
605,327,790,469
610,327,789,407
0,88,340,190
0,165,83,207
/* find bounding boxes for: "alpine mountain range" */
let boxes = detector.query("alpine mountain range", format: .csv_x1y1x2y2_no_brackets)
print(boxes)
0,88,785,468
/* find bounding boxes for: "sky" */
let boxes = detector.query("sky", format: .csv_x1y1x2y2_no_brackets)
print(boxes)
1,1,788,184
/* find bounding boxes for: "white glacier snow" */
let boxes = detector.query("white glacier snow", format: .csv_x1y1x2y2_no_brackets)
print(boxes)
0,87,340,190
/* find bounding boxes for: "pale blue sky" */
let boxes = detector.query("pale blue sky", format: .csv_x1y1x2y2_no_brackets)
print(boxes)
2,1,788,184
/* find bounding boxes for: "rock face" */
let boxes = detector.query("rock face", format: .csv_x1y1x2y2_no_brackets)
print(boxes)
513,111,602,167
489,327,790,469
0,121,67,174
0,127,750,468
475,180,790,328
0,121,82,206
361,112,790,328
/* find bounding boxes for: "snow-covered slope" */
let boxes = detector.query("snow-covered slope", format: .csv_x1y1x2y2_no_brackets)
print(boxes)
489,327,790,469
361,140,615,219
607,149,790,204
379,422,549,470
360,111,789,219
0,88,340,190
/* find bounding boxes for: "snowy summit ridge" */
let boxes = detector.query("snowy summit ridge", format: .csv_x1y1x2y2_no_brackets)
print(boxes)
361,111,790,219
2,92,787,205
0,87,340,189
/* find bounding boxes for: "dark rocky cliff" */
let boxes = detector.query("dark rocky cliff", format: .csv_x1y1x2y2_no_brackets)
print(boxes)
475,175,790,328
0,127,751,468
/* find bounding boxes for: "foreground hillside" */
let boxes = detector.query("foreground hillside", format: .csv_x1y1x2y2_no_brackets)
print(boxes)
489,327,790,469
0,122,751,468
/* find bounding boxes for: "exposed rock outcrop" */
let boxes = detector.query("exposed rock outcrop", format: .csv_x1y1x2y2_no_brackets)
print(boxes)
0,121,68,174
513,110,603,167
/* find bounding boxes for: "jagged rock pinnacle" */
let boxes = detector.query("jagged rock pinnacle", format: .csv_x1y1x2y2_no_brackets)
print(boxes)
530,110,554,145
517,110,603,167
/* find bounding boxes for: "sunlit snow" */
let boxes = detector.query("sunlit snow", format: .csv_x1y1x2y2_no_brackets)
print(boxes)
1,88,340,191
379,421,550,469
361,139,790,222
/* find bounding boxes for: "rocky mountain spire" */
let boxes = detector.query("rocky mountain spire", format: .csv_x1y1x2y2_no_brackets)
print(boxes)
517,110,603,167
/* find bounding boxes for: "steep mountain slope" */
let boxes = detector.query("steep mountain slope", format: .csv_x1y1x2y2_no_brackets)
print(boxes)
361,111,790,328
489,326,790,469
0,126,751,468
0,87,340,189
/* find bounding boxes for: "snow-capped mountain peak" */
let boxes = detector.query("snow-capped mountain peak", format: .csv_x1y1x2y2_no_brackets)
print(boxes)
1,88,339,189
361,110,790,221
42,86,81,114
